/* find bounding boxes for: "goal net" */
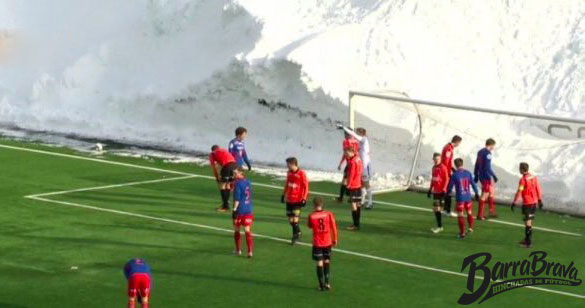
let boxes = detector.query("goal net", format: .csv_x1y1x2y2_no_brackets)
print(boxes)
348,90,585,216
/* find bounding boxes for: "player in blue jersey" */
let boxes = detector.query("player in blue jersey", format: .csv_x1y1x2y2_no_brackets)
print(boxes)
123,258,151,308
474,138,499,220
232,167,254,258
229,127,252,170
447,158,480,239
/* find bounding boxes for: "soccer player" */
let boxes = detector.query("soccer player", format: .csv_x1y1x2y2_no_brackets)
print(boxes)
209,145,237,212
441,135,462,217
345,146,363,231
474,138,499,220
335,130,360,203
281,157,309,244
124,258,151,308
307,197,338,291
338,124,373,209
427,153,449,233
232,167,254,257
228,126,252,170
511,162,544,248
447,158,480,239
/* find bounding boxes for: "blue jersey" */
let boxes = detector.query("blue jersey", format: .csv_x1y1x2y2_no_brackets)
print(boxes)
447,168,479,202
233,178,253,215
228,138,250,168
474,148,497,181
124,258,151,279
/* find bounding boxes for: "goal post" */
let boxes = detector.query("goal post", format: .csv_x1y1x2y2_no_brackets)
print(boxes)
348,90,585,216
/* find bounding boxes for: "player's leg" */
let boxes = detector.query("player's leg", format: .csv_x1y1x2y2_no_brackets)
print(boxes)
478,181,489,220
138,275,151,308
431,194,444,233
521,206,535,248
323,249,332,290
313,247,326,290
127,278,138,308
466,201,474,233
336,167,349,202
244,223,253,257
293,206,302,240
233,222,242,255
488,185,497,218
456,202,466,238
347,190,361,230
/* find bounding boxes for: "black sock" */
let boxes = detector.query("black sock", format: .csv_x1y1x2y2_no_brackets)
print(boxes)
339,185,347,199
324,263,330,285
316,266,325,289
294,223,300,235
221,189,230,208
525,226,533,245
435,211,442,227
290,222,296,236
351,210,358,226
356,207,361,227
444,196,452,213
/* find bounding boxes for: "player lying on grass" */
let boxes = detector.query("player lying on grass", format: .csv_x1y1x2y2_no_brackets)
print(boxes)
307,197,338,291
428,152,449,233
338,124,373,209
124,258,151,308
209,145,238,212
345,146,363,231
441,135,462,217
229,126,252,171
474,138,499,220
447,158,480,239
335,130,359,203
232,167,254,258
511,162,544,248
281,157,309,245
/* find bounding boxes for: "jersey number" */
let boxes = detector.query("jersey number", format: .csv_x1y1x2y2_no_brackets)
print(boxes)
317,218,325,231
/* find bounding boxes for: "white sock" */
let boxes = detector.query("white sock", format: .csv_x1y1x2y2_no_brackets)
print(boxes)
367,188,373,206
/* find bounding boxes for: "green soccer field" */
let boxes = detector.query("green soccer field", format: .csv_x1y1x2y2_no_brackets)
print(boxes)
0,138,583,307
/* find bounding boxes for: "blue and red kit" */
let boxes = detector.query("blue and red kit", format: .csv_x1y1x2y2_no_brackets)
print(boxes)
474,148,498,183
124,258,151,299
234,178,253,216
229,138,251,169
447,168,479,202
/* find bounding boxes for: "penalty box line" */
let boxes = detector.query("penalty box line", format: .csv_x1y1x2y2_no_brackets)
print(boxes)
25,193,585,300
1,143,581,237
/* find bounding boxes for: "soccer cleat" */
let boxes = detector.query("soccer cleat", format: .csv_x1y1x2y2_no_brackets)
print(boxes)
333,197,343,203
365,204,374,210
216,207,229,213
431,227,444,234
457,233,466,239
518,239,527,245
468,228,474,233
233,250,242,256
476,216,486,221
324,284,331,291
449,212,458,218
520,242,533,248
488,213,499,218
346,225,359,231
247,252,253,258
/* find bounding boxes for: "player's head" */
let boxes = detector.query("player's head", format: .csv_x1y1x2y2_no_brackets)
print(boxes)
485,138,496,151
451,135,462,147
356,127,367,136
519,162,529,174
235,127,247,140
344,146,356,158
313,196,324,210
211,145,219,152
285,157,299,171
433,152,441,165
454,158,464,168
233,167,245,179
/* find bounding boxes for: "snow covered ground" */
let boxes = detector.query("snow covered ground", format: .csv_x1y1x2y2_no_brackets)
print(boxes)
1,0,585,214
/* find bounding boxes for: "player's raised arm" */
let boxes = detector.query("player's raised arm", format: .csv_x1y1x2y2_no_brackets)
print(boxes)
341,126,363,142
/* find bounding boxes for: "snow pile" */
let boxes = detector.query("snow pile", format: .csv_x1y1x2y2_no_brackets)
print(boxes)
1,0,585,214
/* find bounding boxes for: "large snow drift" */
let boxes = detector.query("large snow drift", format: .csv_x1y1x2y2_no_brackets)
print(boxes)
1,0,585,214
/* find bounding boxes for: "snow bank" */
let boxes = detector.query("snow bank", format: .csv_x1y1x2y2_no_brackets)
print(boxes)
1,0,585,214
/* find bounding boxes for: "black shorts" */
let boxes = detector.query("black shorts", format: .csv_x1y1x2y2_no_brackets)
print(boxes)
433,193,446,201
286,202,304,217
312,246,332,261
522,205,536,220
348,189,362,202
220,162,238,182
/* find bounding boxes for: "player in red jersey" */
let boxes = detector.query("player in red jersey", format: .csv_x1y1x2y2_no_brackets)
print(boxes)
307,197,338,291
209,145,237,212
345,146,363,231
441,135,462,217
511,162,544,248
335,132,360,203
428,153,450,233
281,157,309,244
232,167,254,257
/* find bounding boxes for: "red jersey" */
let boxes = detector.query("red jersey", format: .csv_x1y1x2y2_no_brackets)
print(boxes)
209,148,236,167
284,169,309,203
514,173,542,206
346,155,363,189
441,143,454,173
340,137,360,164
307,210,338,247
431,164,450,193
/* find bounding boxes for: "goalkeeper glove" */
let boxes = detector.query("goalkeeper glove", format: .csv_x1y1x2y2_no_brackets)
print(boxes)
335,122,344,130
510,202,515,212
493,175,499,183
538,199,544,210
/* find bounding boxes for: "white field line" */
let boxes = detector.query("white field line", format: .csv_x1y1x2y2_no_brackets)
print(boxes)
1,143,581,237
25,194,585,300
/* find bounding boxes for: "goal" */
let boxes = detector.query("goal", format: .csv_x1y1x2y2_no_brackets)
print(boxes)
348,90,585,216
